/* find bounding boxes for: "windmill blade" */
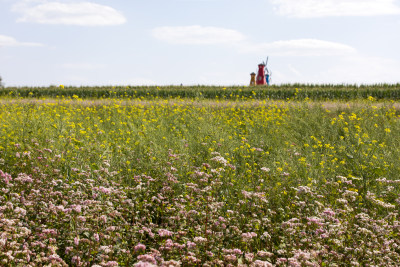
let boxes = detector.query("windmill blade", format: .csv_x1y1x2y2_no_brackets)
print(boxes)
264,56,270,74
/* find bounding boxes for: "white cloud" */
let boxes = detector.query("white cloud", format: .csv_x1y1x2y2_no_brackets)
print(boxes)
0,34,43,47
318,55,400,84
13,0,126,26
152,25,355,57
272,55,400,84
152,25,245,45
270,0,400,18
240,39,356,56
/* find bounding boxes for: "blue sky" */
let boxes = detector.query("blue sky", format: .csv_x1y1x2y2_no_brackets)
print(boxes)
1,0,400,86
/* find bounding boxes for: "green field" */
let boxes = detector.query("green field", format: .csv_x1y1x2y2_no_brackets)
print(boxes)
2,83,400,100
0,85,399,266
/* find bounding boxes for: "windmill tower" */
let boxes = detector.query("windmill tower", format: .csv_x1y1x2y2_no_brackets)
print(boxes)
254,57,271,86
250,72,256,86
256,64,266,85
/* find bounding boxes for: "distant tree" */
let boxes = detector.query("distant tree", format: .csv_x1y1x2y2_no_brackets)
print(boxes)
0,75,3,87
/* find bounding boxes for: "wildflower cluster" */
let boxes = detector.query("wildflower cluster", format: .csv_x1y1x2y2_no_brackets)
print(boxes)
0,94,399,265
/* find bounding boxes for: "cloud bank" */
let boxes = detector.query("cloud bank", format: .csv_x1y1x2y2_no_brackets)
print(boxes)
0,35,43,47
152,25,356,57
13,0,127,26
270,0,400,18
152,25,245,45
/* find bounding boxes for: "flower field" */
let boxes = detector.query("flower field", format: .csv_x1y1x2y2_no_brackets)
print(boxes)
0,86,400,266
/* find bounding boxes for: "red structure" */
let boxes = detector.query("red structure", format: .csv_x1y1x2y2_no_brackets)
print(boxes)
256,64,267,85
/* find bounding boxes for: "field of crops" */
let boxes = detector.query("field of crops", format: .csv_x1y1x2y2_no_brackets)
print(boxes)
2,83,400,100
1,85,400,266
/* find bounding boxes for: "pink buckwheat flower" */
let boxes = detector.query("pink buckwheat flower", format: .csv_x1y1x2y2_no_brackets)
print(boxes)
74,236,80,246
135,243,146,252
158,229,173,237
94,233,100,242
137,254,157,265
105,261,119,267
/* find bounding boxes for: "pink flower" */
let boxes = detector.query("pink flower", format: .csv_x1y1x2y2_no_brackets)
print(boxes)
261,167,270,172
211,155,228,166
193,236,207,244
257,251,273,258
224,254,237,263
158,229,173,237
0,170,12,184
245,252,254,262
186,241,196,250
241,232,257,242
134,261,157,267
252,260,273,267
15,173,33,183
74,236,80,246
233,248,242,255
72,205,82,213
100,215,107,223
135,243,146,252
99,186,112,194
323,208,335,217
71,256,81,265
137,254,157,265
105,261,119,267
94,233,100,242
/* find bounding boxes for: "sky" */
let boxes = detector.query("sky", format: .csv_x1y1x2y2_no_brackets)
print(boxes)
1,0,400,86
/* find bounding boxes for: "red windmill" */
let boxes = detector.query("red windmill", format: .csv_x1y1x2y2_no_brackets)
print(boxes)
256,63,267,85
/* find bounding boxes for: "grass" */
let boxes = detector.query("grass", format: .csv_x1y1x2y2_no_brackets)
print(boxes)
0,87,399,266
